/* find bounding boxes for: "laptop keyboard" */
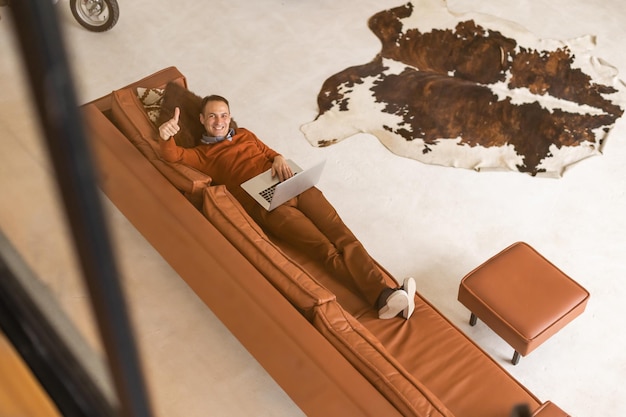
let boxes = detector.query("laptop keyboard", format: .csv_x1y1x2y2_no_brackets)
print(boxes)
259,183,278,203
258,172,298,203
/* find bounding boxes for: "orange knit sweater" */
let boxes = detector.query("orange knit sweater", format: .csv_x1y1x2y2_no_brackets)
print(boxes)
159,127,280,207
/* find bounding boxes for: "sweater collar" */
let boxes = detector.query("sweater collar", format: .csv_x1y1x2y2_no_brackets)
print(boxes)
200,128,235,144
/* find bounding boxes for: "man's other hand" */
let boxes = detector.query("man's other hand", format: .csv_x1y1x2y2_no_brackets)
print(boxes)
271,155,294,182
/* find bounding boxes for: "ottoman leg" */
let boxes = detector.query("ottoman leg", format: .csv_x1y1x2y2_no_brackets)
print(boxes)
469,313,477,326
512,351,520,365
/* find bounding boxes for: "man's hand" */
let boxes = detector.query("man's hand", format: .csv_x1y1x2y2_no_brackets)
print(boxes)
271,155,294,182
158,107,180,140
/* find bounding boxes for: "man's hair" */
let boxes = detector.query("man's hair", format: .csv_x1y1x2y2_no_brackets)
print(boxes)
201,94,230,113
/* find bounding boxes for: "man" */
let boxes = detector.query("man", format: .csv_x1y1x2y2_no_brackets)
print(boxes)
158,95,416,319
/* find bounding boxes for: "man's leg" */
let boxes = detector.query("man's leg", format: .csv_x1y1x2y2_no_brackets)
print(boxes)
249,199,354,282
247,189,415,318
248,191,386,305
295,189,416,319
290,188,391,306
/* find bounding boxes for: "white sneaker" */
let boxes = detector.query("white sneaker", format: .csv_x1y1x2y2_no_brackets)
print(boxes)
378,289,409,319
402,277,416,319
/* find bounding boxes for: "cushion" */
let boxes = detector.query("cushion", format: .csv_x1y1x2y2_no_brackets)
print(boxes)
311,300,453,417
110,85,212,208
202,185,336,315
111,86,164,153
156,82,205,148
136,87,165,123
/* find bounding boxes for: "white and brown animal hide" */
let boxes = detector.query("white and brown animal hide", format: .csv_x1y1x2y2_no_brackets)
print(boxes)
301,0,626,177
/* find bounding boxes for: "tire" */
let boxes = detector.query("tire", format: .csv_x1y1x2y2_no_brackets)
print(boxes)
70,0,119,32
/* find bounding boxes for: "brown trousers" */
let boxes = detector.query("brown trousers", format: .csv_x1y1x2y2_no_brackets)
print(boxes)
245,187,389,306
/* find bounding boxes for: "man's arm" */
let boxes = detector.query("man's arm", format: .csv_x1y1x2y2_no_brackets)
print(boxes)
157,107,185,163
159,107,181,141
247,129,293,182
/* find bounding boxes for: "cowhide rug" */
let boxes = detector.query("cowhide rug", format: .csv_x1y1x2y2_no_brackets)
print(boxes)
301,0,626,177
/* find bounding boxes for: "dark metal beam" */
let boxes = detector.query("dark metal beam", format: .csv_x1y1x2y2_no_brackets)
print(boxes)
7,2,153,417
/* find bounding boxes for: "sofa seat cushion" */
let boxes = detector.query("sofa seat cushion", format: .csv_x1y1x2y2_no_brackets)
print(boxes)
202,185,336,315
358,296,542,417
311,300,453,417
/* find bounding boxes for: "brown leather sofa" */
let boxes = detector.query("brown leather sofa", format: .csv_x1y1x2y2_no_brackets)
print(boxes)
82,66,569,417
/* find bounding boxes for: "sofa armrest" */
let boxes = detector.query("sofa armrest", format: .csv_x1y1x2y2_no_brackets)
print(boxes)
82,99,211,208
109,81,212,208
153,157,211,209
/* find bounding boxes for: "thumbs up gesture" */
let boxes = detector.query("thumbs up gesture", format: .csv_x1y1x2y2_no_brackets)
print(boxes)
158,107,181,141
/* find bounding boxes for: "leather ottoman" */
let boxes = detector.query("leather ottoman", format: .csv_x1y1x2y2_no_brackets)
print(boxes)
458,242,589,365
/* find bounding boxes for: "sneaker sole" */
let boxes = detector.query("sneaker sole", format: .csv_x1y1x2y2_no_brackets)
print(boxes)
378,290,409,319
402,277,416,319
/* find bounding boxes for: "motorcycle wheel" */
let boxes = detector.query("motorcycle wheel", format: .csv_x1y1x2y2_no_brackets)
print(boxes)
70,0,119,32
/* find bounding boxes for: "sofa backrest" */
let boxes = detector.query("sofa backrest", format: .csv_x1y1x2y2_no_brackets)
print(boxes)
202,185,336,316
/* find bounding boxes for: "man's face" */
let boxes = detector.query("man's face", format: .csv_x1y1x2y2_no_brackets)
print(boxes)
200,100,231,137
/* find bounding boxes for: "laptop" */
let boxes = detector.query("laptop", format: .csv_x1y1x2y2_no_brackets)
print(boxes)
241,159,326,211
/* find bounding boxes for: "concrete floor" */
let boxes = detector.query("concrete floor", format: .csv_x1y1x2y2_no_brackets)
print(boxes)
1,0,625,415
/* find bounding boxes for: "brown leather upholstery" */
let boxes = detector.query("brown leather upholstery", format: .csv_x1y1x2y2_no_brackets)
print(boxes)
312,300,453,417
82,66,570,417
532,401,570,417
203,185,454,416
458,242,589,358
203,177,547,417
